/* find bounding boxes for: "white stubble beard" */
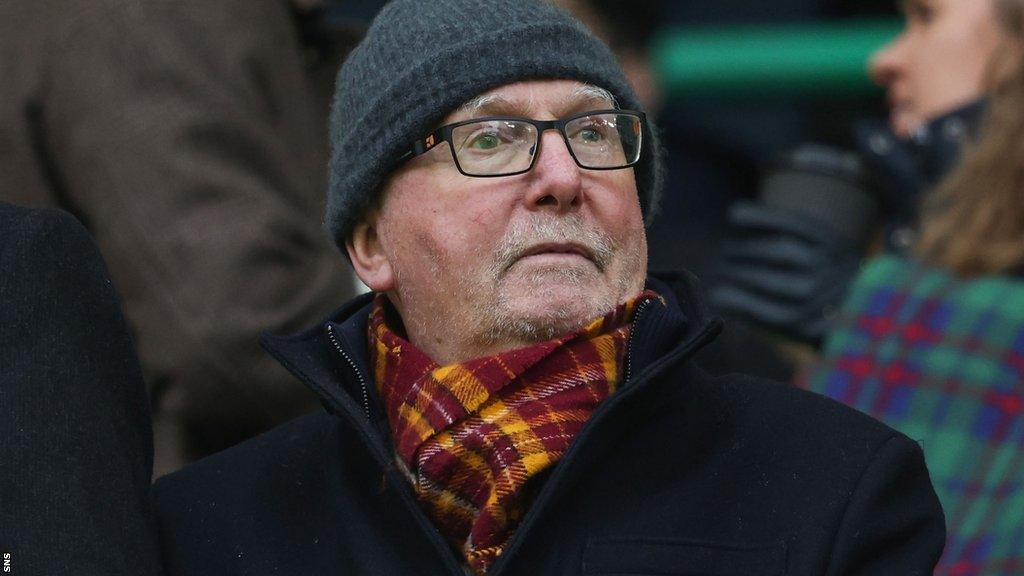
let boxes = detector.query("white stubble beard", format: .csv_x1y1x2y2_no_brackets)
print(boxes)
469,214,644,346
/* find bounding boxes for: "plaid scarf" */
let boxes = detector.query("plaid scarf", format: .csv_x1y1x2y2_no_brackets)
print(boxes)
368,291,659,574
804,255,1024,575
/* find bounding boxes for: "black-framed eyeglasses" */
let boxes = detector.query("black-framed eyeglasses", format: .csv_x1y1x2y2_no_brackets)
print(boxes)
397,109,646,178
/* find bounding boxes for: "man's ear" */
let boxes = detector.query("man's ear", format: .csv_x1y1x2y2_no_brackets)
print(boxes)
346,215,395,292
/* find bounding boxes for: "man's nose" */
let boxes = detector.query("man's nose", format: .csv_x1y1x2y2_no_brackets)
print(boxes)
524,130,582,212
869,33,906,88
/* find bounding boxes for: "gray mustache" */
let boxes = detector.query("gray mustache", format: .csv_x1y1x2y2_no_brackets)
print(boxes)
493,216,616,274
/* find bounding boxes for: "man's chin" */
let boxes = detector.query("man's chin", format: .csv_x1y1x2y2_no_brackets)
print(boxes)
486,283,617,343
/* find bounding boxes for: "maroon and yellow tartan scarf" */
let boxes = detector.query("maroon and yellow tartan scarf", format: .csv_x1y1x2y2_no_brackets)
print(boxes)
368,291,660,574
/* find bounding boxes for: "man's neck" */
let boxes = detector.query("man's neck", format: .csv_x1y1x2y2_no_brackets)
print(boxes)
381,290,653,366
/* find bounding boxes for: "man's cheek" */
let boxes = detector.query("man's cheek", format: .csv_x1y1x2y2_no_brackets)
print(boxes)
469,204,498,229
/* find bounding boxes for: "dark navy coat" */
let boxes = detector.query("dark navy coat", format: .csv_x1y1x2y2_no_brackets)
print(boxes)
0,203,162,576
153,274,945,575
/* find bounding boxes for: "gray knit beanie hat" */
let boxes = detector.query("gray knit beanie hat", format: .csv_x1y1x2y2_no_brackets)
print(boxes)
326,0,663,249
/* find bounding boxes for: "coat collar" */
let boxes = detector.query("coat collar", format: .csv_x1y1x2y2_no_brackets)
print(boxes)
259,272,722,433
854,99,986,225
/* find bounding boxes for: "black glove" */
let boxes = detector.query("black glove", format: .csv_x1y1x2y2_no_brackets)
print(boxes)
711,201,863,345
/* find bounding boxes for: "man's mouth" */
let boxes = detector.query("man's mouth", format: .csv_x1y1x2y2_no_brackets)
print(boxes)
492,216,617,277
512,242,597,268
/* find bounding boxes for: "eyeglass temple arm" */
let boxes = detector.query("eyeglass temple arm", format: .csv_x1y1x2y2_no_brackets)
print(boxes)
397,127,446,162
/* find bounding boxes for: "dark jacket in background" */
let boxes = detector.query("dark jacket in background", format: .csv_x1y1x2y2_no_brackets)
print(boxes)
0,203,162,576
154,275,945,575
0,0,353,467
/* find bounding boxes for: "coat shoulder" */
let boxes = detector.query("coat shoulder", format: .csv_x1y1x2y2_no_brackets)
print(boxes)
154,411,336,506
686,370,917,465
718,373,896,432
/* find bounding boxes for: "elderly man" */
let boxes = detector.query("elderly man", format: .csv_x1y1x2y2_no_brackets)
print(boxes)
153,1,945,574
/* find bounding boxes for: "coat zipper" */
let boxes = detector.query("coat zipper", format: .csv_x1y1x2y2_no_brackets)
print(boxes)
323,323,466,575
623,297,652,387
325,324,372,420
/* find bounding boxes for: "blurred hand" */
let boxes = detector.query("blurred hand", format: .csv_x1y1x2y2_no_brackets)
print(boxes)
711,201,864,345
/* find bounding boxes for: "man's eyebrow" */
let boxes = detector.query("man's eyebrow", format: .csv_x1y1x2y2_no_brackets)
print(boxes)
457,94,523,117
566,85,618,111
455,84,619,119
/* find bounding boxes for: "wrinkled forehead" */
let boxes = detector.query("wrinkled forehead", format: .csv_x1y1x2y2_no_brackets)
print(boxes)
443,80,619,124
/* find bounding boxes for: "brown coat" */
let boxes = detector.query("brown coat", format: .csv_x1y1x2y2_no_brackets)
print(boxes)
0,0,354,467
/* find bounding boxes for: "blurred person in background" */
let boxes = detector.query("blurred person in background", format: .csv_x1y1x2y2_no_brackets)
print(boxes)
805,0,1024,571
712,0,1009,354
0,0,364,472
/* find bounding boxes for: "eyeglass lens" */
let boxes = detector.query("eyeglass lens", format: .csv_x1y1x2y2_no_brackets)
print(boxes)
449,113,642,176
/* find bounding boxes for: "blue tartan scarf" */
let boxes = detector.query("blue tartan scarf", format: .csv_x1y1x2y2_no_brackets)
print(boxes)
804,254,1024,575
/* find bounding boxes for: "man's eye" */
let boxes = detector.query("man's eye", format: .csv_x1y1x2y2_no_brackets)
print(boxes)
572,125,607,145
578,128,603,143
468,133,503,150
